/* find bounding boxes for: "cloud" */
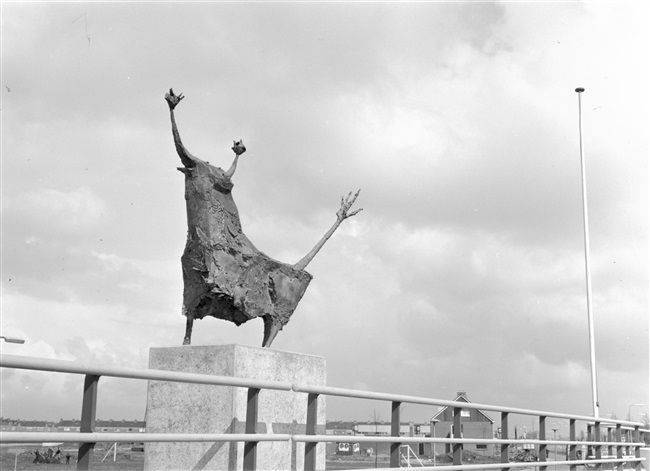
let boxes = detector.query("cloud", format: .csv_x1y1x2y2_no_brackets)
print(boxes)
9,187,106,234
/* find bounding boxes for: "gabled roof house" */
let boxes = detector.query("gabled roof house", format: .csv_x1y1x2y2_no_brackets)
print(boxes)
429,391,495,456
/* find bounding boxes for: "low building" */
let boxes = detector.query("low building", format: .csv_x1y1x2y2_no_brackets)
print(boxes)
94,419,145,433
354,422,430,436
326,421,356,436
0,418,20,431
15,420,57,432
57,419,81,432
326,421,431,457
1,418,145,433
58,419,146,433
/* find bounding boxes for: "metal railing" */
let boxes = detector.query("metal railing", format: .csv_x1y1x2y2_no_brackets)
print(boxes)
1,353,647,471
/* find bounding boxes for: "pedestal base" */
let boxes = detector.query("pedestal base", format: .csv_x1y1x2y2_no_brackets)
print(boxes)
144,344,326,471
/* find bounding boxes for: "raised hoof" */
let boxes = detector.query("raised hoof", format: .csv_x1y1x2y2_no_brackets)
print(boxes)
182,337,191,346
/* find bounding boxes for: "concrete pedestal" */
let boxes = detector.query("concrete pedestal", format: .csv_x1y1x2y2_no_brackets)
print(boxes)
144,344,326,471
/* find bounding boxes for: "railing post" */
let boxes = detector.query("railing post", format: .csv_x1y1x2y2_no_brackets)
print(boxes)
594,421,602,471
634,425,641,471
539,415,547,470
243,388,260,471
500,412,509,470
453,406,462,466
304,393,319,471
77,374,100,471
605,426,613,463
615,423,623,468
390,401,401,468
569,419,577,471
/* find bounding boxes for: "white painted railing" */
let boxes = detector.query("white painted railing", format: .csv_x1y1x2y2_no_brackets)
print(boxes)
1,353,647,471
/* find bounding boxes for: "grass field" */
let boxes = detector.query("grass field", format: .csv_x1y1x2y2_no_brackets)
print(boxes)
0,444,512,470
0,445,393,470
1,444,144,471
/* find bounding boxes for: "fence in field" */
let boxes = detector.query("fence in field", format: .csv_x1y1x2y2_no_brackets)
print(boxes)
0,353,647,471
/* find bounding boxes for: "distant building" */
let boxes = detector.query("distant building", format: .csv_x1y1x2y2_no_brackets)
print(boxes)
15,420,57,432
428,391,495,456
0,418,20,431
57,419,81,432
325,421,356,435
354,422,430,436
1,418,145,433
58,419,145,433
326,420,430,458
94,419,145,433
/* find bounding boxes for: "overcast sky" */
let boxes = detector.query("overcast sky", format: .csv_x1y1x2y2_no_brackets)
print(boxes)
1,1,648,430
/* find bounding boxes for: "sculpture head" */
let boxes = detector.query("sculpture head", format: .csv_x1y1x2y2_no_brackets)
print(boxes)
232,140,246,156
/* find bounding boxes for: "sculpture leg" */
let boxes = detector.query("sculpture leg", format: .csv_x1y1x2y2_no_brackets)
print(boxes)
261,315,281,348
183,316,193,345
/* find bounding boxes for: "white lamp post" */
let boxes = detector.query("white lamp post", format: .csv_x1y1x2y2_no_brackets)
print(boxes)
575,87,599,419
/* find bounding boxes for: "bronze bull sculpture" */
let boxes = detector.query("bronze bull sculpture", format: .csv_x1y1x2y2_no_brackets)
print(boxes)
165,89,361,347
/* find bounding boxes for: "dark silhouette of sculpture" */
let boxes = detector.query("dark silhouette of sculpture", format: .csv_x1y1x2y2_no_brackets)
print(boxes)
165,89,361,347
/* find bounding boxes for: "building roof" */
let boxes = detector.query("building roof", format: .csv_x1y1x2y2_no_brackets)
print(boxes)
95,419,145,428
326,421,358,430
57,419,80,427
430,391,495,424
17,420,54,427
3,418,145,428
0,418,20,425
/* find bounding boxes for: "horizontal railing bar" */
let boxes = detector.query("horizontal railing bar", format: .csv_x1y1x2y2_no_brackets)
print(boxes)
295,434,438,444
2,354,645,456
0,432,291,443
2,354,644,428
335,457,645,471
292,434,645,447
586,454,640,459
291,383,644,426
2,431,643,448
0,354,292,391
